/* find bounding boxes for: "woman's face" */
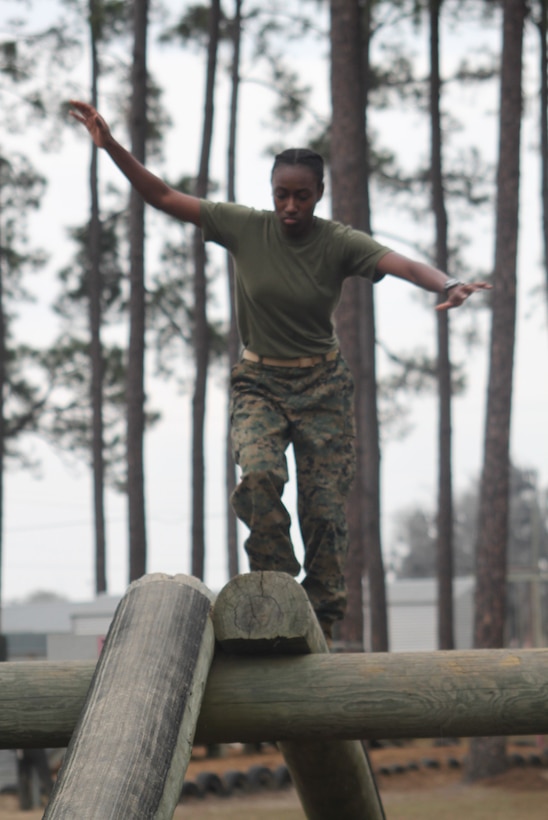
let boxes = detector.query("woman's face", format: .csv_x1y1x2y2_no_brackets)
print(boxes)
271,164,324,238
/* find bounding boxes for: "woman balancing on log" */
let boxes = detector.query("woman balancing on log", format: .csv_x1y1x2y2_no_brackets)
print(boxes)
70,100,490,643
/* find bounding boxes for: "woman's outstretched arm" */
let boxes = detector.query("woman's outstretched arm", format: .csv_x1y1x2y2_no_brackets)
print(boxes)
377,251,491,310
69,100,202,226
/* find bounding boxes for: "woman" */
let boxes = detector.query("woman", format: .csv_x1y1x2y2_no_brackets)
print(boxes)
69,101,490,640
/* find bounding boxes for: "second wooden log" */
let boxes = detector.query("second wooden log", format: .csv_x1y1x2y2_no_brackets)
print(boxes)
0,649,548,747
44,573,215,820
214,571,385,820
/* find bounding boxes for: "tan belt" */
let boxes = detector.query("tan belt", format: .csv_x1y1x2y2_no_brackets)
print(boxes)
242,348,339,368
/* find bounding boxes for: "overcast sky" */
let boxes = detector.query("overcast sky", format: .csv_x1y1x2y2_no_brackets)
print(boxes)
1,1,546,604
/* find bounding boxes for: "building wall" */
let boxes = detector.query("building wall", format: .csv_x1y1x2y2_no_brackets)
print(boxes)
386,577,475,652
389,604,437,652
47,634,103,661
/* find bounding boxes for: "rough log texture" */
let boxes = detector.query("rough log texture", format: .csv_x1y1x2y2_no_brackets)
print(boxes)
199,648,548,742
214,572,385,820
213,571,327,654
1,649,548,747
44,574,215,820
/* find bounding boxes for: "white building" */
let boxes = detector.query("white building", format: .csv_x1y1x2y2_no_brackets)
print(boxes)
3,577,477,659
386,576,475,652
2,595,122,661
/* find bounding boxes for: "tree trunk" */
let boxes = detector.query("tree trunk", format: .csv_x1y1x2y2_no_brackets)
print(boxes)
466,0,527,782
429,0,454,649
88,0,107,594
538,0,548,326
359,283,387,653
0,184,5,642
191,0,221,579
127,0,148,581
329,0,388,651
225,0,243,579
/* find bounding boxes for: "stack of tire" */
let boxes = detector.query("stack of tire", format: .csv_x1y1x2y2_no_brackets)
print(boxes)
180,763,292,800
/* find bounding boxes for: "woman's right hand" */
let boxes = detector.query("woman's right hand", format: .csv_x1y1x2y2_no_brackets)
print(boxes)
69,100,112,148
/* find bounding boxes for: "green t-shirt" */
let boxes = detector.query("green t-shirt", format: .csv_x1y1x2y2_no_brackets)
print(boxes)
200,200,391,358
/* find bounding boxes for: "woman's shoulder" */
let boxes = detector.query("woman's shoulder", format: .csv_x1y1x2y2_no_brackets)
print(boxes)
316,216,385,249
201,200,273,247
315,215,368,238
201,200,270,221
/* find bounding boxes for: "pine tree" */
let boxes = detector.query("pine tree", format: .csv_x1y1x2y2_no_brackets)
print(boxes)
330,0,388,651
466,0,528,781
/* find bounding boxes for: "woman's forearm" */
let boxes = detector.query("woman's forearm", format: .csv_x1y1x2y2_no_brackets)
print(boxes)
103,135,172,208
378,251,448,292
376,250,492,311
69,100,201,225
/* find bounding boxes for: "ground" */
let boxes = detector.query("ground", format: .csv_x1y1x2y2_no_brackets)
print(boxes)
3,739,547,818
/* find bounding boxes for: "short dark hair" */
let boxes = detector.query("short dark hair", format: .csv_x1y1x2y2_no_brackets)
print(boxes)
271,148,324,187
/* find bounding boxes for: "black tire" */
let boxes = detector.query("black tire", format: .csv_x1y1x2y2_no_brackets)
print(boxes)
223,769,250,794
180,780,203,799
195,771,226,796
247,765,275,791
272,764,292,789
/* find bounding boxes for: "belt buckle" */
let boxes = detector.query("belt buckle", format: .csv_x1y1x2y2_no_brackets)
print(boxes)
243,349,260,364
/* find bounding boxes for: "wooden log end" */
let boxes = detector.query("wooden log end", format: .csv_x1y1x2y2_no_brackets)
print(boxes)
214,572,327,654
128,572,216,603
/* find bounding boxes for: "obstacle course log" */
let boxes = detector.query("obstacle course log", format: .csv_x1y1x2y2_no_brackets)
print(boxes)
44,574,215,820
2,648,548,747
0,661,94,749
214,571,385,820
213,570,327,654
198,648,548,743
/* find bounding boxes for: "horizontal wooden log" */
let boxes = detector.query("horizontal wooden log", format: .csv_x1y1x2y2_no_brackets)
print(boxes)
199,649,548,742
44,574,215,820
1,649,548,747
214,572,385,820
0,661,93,748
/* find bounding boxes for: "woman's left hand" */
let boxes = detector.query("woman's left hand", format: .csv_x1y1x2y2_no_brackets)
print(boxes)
436,281,492,311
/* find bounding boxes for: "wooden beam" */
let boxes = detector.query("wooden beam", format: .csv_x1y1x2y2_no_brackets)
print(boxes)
44,574,215,820
214,572,386,820
2,649,548,747
198,647,548,742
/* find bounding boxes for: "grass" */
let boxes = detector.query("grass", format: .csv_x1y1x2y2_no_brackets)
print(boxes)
4,787,544,819
174,797,305,819
382,788,548,819
173,785,548,819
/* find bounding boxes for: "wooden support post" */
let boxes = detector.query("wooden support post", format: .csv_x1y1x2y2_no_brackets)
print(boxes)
214,571,385,820
44,573,215,820
2,648,548,747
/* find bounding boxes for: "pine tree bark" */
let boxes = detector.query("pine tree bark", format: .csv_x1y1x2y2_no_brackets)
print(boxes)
191,0,221,579
127,0,148,581
429,0,454,649
225,0,243,579
88,0,107,594
0,178,5,643
538,0,548,326
466,0,527,782
329,0,388,651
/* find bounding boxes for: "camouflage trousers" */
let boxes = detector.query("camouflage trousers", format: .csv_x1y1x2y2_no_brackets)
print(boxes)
229,353,357,631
